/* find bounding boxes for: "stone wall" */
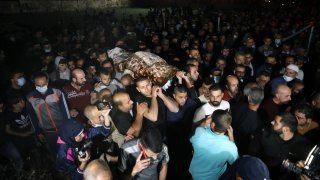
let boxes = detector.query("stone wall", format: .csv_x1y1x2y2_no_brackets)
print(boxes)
0,0,130,13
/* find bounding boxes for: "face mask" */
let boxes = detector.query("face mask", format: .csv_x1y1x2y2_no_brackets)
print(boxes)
44,48,51,53
17,77,26,87
213,76,221,83
283,75,294,82
233,35,238,39
275,39,281,45
251,45,256,49
36,85,48,94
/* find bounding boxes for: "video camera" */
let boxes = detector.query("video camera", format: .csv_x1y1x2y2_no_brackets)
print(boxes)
282,145,320,179
75,140,93,158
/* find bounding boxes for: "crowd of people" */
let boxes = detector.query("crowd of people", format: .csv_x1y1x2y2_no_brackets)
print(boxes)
1,3,320,180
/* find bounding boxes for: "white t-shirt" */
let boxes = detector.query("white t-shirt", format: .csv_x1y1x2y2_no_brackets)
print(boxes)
193,100,230,123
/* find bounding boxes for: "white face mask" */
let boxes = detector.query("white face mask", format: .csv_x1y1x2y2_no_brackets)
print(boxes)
17,77,26,87
283,75,294,82
44,48,52,53
36,85,48,94
275,39,281,45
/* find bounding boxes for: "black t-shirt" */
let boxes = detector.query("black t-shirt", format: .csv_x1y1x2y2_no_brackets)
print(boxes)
6,109,32,133
250,129,312,178
135,94,167,137
110,108,133,135
231,102,263,155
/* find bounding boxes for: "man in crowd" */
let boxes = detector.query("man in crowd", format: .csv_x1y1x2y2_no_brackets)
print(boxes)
118,129,169,180
221,155,270,180
135,77,178,137
222,75,240,104
6,70,33,99
270,64,300,94
193,83,230,127
250,112,311,179
189,110,238,180
110,90,147,138
232,86,264,155
166,85,198,179
26,71,70,156
63,68,93,124
261,84,292,124
294,103,319,144
84,159,113,180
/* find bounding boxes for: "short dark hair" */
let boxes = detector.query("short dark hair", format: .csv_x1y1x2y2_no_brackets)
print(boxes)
96,49,107,56
135,76,150,85
140,128,163,153
173,84,187,94
234,64,246,71
209,83,223,92
10,70,24,80
32,71,49,82
6,97,23,110
184,63,197,73
211,110,232,133
278,112,297,133
98,68,112,77
257,71,271,78
294,103,314,119
203,77,213,86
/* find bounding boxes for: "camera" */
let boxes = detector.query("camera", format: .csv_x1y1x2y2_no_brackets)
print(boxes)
96,101,112,111
96,95,113,111
75,140,93,158
282,145,320,179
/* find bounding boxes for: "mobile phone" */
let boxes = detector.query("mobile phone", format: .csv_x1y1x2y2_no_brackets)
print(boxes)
139,143,148,160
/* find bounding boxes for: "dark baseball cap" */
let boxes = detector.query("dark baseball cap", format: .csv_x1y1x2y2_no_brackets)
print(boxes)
237,156,270,180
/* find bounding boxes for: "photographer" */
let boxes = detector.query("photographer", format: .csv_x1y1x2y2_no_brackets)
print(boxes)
249,112,312,179
56,106,111,180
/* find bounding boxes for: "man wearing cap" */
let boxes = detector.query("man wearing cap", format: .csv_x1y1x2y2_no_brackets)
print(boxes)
220,155,270,180
189,110,238,180
193,83,230,127
270,64,300,95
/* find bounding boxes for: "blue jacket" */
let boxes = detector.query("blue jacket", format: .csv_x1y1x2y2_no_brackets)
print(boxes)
56,118,110,180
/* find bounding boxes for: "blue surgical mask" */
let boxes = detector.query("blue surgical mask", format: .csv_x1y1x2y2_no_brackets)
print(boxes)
283,75,294,82
17,77,26,87
36,85,48,94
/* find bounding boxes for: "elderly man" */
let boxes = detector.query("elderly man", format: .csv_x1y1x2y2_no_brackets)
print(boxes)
63,68,93,124
270,64,300,95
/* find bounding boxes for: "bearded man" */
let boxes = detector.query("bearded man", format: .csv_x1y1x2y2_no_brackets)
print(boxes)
63,69,93,124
